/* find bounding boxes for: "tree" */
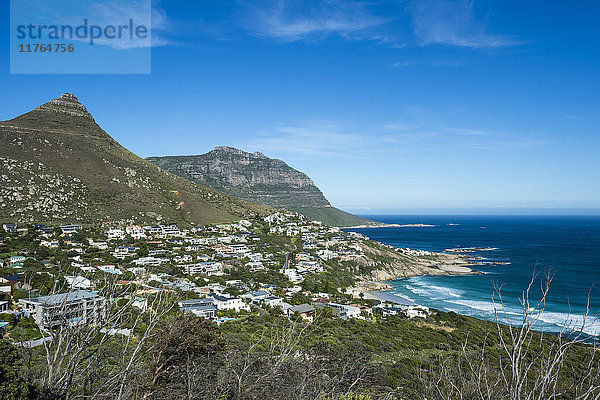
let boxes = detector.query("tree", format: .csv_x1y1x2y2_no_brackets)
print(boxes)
143,314,224,400
0,340,39,400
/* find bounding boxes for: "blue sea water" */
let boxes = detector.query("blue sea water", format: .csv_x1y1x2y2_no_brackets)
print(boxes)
348,215,600,336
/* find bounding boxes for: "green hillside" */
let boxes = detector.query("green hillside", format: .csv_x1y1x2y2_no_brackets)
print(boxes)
0,94,271,226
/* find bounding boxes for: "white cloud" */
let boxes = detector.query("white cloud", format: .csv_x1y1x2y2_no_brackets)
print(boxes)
242,120,370,158
241,111,543,161
409,0,518,48
243,0,390,42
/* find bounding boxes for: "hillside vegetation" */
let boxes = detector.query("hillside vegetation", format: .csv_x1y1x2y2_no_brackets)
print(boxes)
0,94,271,226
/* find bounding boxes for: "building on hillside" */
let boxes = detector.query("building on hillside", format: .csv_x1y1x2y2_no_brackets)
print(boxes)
281,268,303,283
2,224,17,233
285,304,315,322
98,265,122,275
315,303,361,320
207,294,249,312
241,290,270,303
406,305,430,319
182,262,223,276
65,276,92,290
106,228,125,240
33,224,54,235
0,274,25,290
125,225,147,239
179,298,218,319
19,290,106,329
60,225,82,234
262,296,284,307
161,225,181,236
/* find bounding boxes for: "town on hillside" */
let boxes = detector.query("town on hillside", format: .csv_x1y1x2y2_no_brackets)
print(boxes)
0,213,436,336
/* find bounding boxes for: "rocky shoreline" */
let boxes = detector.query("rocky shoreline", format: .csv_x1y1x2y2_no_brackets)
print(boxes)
344,223,436,229
348,244,479,299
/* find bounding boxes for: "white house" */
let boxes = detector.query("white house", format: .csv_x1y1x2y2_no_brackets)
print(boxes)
406,305,430,319
263,296,284,307
281,268,303,283
207,294,249,312
322,303,361,319
106,228,125,240
65,276,92,290
178,299,217,319
318,250,338,261
161,225,181,236
241,290,270,302
134,257,169,266
60,225,82,234
246,261,265,271
2,224,17,233
126,225,147,240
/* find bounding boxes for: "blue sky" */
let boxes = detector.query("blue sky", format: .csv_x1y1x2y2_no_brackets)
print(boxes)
1,0,599,213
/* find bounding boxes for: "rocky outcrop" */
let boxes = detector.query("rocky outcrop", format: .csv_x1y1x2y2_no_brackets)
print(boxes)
148,146,330,208
358,242,478,281
147,147,380,227
36,93,94,119
5,92,108,138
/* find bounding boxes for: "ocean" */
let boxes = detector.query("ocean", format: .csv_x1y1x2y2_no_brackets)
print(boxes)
348,215,600,336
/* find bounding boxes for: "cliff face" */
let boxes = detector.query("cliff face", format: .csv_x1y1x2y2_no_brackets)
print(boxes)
148,146,330,208
148,147,379,227
0,94,271,225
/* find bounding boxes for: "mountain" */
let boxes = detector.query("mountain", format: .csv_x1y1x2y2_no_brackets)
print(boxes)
147,147,379,227
0,94,271,225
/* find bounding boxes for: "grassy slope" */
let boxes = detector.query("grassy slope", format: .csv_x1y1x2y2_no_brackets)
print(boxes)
0,108,271,226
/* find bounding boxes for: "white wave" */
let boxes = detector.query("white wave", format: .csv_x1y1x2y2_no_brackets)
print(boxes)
451,302,600,336
403,282,463,299
447,299,500,313
390,291,414,302
533,311,600,336
405,285,435,298
429,285,463,298
406,276,425,285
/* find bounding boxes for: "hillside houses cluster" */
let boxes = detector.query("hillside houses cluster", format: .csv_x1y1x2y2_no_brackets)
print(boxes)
0,213,432,330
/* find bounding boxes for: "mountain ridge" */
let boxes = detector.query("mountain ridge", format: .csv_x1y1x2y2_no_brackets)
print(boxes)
147,147,379,227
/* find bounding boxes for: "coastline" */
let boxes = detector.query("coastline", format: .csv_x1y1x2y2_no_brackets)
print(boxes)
344,223,436,229
348,245,479,300
345,215,600,338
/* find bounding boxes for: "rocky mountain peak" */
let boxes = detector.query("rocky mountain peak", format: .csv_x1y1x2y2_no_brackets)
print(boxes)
35,93,94,120
2,93,107,137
